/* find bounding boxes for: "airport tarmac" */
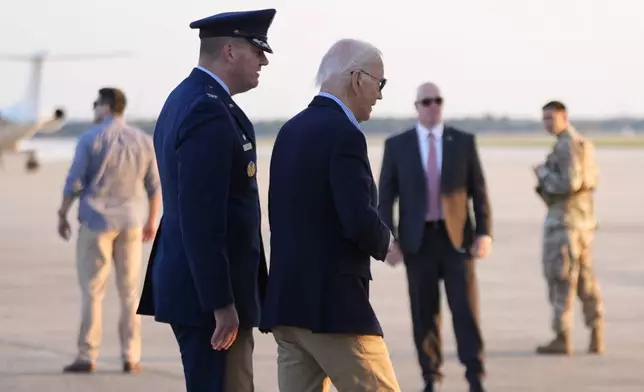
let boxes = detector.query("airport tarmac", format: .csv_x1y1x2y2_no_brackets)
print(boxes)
1,142,643,391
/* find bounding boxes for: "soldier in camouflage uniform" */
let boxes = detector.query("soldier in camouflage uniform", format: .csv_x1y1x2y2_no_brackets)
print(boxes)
532,101,604,356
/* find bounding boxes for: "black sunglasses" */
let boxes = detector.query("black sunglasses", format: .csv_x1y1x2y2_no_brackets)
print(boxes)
416,97,443,106
352,70,387,91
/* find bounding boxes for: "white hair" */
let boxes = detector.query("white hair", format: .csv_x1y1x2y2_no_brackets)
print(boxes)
315,38,382,88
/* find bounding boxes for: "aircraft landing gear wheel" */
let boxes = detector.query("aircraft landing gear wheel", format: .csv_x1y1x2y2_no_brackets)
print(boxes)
26,153,40,172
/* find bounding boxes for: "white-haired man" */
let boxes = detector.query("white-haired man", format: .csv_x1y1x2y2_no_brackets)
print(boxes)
259,38,402,391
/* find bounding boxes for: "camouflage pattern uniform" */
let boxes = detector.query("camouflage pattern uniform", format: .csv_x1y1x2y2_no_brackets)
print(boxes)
534,126,604,355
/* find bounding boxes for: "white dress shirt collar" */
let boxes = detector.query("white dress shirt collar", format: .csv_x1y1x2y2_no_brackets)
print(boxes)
416,122,444,140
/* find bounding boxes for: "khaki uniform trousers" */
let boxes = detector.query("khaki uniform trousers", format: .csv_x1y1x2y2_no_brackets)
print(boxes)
75,224,143,363
273,326,401,392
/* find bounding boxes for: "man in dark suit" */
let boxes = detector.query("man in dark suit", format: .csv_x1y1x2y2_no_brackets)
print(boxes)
259,38,403,392
136,9,276,392
378,82,493,392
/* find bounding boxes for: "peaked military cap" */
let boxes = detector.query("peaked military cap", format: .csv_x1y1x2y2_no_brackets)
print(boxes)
189,9,276,54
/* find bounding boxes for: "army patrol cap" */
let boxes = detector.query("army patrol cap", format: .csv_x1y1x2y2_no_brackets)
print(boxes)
189,9,277,54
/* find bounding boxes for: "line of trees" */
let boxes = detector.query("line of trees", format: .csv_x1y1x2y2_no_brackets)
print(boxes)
38,115,644,138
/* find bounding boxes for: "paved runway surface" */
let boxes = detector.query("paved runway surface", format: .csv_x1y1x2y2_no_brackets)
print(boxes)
1,141,643,391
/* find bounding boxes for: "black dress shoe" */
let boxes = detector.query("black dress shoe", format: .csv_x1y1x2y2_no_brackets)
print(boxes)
423,380,441,392
469,379,485,392
63,360,95,373
123,361,141,374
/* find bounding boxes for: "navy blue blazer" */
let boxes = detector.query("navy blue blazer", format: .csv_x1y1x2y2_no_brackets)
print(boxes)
378,126,492,254
259,96,391,336
137,68,268,328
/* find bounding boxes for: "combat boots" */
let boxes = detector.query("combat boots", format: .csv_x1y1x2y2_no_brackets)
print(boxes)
536,332,572,355
588,325,605,354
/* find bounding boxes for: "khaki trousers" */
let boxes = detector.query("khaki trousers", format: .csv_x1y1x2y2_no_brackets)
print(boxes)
75,224,143,363
225,328,255,391
272,326,401,392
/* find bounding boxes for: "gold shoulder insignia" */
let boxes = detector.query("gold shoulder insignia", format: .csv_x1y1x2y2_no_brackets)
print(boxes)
247,161,256,177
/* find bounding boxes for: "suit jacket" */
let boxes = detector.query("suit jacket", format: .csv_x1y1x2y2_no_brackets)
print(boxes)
259,96,391,336
378,126,492,254
136,68,268,328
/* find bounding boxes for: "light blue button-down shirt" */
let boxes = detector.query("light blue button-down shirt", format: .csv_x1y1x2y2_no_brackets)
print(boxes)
196,66,231,95
63,116,160,231
318,92,359,128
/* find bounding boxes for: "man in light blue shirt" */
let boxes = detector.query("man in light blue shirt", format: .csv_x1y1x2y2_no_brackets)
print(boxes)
57,87,161,374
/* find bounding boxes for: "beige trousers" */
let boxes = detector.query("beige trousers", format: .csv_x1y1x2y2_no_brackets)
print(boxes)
225,328,255,392
75,224,142,363
272,326,401,392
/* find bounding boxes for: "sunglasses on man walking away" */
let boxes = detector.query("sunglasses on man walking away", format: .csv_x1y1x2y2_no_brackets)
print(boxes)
416,97,443,106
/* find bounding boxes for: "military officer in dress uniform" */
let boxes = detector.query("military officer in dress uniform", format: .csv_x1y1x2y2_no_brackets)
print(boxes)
136,9,276,392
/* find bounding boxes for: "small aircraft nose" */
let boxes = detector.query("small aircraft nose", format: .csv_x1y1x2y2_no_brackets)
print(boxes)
54,108,65,120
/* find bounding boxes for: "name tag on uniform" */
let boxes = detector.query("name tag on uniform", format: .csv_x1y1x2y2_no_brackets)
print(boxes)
243,143,253,151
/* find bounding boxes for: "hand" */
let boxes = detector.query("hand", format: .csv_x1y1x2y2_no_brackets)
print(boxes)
532,163,545,177
57,216,71,241
211,304,239,351
385,240,403,267
470,235,492,259
142,220,157,242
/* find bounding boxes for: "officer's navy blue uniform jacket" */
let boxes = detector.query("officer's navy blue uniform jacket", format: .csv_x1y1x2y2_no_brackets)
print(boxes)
259,95,391,336
137,68,267,328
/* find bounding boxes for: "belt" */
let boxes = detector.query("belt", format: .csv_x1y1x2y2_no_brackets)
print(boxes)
425,220,444,229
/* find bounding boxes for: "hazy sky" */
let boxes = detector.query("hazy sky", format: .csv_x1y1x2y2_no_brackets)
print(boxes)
0,0,642,121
